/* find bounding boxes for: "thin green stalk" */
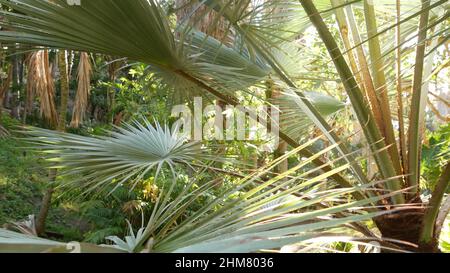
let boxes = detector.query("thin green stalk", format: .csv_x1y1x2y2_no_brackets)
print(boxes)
395,0,408,182
363,0,402,176
330,0,364,93
407,0,431,194
300,0,405,204
345,4,384,140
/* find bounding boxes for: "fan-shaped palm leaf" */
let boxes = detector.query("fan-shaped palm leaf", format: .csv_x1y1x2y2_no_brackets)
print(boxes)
20,118,226,195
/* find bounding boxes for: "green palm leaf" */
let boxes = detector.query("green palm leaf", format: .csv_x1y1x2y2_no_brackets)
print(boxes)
276,90,345,141
0,228,123,253
20,118,223,194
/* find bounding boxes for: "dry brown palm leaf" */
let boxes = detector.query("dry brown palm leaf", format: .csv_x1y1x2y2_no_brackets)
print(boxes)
70,52,92,128
27,50,58,127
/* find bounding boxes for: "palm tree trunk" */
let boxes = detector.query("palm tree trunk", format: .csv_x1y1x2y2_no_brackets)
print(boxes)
407,0,431,195
0,65,13,119
57,50,69,132
0,65,13,136
395,0,408,182
35,174,55,236
106,56,120,124
363,0,402,176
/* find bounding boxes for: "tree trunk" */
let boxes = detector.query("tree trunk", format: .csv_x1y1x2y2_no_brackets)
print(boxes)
35,173,55,236
10,51,22,119
105,56,121,124
35,50,70,236
108,73,116,124
57,50,69,132
374,206,426,252
0,65,13,137
0,65,13,120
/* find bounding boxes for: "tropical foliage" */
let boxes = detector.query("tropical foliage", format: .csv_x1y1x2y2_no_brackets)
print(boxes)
0,0,448,253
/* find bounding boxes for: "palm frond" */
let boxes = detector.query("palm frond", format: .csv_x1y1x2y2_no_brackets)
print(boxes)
152,147,394,253
20,118,225,195
0,228,124,253
104,140,393,253
106,220,146,253
275,90,345,141
407,0,433,193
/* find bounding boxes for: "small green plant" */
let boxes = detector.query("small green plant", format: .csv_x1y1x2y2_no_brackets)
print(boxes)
421,124,450,193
